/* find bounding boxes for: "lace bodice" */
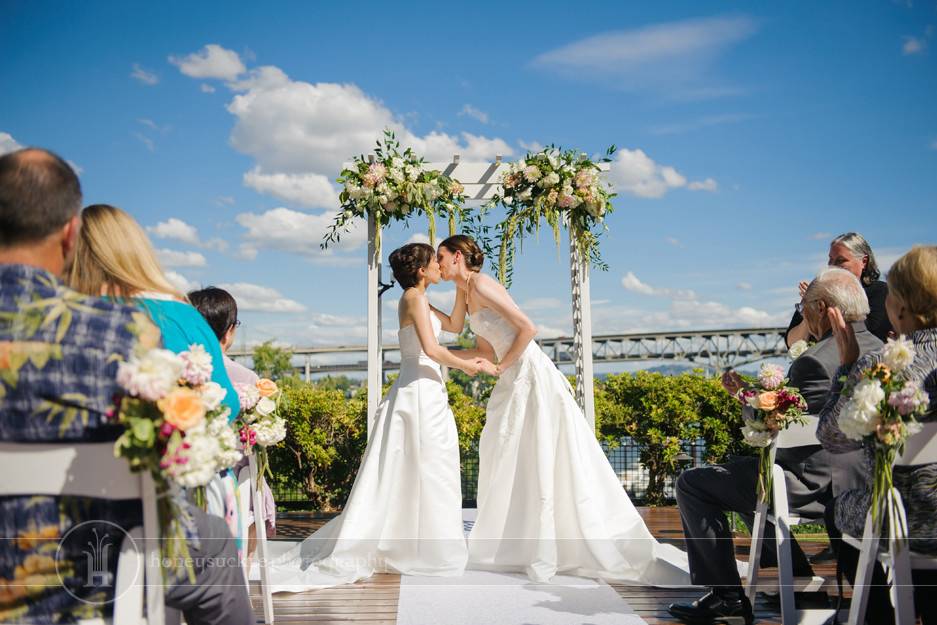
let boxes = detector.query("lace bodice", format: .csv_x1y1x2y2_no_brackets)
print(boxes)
399,313,442,361
469,308,519,361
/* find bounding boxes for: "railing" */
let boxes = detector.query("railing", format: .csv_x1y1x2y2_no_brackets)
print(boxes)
273,436,710,508
233,326,789,379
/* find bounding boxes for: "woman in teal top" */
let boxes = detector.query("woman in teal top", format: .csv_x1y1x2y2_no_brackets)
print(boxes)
65,204,240,418
137,296,240,418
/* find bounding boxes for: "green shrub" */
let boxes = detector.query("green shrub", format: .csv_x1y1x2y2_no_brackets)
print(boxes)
597,370,746,505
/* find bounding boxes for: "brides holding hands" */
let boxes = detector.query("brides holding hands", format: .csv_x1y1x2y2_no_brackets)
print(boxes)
437,234,692,586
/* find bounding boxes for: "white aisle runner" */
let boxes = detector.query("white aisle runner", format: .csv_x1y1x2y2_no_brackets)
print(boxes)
397,570,646,625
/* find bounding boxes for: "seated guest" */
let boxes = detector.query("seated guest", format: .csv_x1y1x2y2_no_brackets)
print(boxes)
188,286,277,539
786,232,892,347
669,268,882,625
66,204,239,419
0,148,252,624
819,245,937,625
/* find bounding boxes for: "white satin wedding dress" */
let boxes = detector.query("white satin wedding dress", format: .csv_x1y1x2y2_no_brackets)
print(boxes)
467,307,693,586
266,314,467,589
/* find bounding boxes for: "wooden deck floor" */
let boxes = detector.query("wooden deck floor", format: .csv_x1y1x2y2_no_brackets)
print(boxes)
252,508,841,625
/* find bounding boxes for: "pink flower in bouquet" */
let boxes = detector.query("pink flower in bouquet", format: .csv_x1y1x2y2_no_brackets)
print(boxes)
449,180,464,195
574,169,594,189
117,348,183,401
235,383,260,411
887,380,928,416
758,363,785,390
362,172,380,188
179,344,212,386
756,391,779,411
775,388,806,412
368,162,387,179
239,425,256,447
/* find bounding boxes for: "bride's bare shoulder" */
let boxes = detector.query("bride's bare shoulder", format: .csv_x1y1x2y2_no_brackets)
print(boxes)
473,273,507,300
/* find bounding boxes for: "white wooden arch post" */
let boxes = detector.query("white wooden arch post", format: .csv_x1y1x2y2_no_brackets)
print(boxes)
364,155,607,437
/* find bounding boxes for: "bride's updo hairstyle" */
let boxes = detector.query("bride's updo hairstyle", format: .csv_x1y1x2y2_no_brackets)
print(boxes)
439,234,484,272
389,242,435,289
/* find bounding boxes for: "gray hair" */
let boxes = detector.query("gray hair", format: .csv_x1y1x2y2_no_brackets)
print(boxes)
804,267,870,322
831,232,881,286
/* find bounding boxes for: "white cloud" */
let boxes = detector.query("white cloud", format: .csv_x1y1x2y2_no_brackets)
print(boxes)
147,217,228,251
243,168,338,208
458,104,489,124
200,83,216,93
217,282,306,313
0,132,23,155
522,297,563,311
236,206,366,261
687,177,718,192
130,63,159,86
736,281,753,291
621,271,697,300
166,271,199,293
810,232,832,241
133,132,155,152
405,232,431,245
215,195,236,206
902,35,926,55
427,288,456,311
519,139,544,153
665,237,684,248
157,248,207,267
531,16,758,97
169,44,246,81
606,148,715,198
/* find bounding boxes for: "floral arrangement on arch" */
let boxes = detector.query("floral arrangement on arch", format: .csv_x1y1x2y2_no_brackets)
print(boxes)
322,130,466,252
484,145,617,285
114,343,242,581
234,378,286,492
838,336,928,533
723,363,808,503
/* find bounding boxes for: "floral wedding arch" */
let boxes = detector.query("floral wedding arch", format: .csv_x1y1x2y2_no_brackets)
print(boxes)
323,132,613,436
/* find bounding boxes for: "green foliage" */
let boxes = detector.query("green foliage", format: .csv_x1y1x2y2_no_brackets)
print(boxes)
447,328,497,403
446,379,485,455
252,341,294,380
266,379,367,510
597,370,746,505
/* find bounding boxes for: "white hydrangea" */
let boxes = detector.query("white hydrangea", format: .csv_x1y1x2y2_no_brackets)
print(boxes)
839,378,885,441
741,424,774,447
253,416,287,447
117,348,184,401
180,344,213,386
199,382,226,412
169,422,221,488
882,336,915,373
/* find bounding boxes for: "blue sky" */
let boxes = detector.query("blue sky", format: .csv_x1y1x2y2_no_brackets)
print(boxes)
2,0,936,350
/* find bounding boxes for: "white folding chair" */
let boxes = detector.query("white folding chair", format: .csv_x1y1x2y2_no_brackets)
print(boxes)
745,415,833,625
0,441,165,625
237,454,273,624
843,421,937,625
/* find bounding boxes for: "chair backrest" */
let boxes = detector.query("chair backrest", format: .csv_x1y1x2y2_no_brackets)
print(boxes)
0,441,141,499
775,414,820,449
896,421,937,466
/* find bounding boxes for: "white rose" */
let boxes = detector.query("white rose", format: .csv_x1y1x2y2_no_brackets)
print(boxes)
882,336,915,372
788,340,809,360
523,165,542,182
852,378,885,416
518,188,532,202
741,424,774,448
199,382,226,412
256,396,277,417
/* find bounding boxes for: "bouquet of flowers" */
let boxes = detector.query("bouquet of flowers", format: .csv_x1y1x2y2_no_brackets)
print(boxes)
322,129,466,252
838,336,927,533
484,145,616,285
234,378,286,492
113,344,242,580
724,363,808,503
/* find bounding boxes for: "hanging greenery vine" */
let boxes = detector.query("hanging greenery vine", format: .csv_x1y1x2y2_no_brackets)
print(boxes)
481,145,617,286
321,130,466,252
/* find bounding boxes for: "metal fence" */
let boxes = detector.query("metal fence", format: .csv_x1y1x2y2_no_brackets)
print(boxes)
274,436,709,508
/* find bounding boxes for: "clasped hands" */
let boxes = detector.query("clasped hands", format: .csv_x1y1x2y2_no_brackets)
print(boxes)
462,357,500,377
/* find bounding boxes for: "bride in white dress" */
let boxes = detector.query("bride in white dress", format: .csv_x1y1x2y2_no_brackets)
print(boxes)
436,235,693,586
268,243,482,587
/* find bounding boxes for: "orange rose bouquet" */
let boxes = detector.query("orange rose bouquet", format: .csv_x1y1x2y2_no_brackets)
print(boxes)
234,378,286,493
723,363,808,503
113,344,241,579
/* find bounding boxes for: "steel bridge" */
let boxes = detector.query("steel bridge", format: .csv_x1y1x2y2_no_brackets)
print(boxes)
229,327,789,380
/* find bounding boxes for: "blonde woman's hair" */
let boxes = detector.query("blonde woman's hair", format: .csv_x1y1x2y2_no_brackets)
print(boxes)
887,245,937,329
67,204,183,300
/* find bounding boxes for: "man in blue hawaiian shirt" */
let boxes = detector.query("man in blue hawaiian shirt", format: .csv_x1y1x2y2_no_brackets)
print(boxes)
0,148,252,624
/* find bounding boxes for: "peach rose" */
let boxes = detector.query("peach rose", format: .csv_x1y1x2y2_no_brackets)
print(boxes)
256,378,279,398
159,388,205,431
757,391,779,411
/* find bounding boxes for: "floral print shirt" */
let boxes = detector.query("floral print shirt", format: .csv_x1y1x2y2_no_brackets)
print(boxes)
0,264,158,622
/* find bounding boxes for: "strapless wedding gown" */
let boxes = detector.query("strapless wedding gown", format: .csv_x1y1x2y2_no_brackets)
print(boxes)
467,307,693,586
266,314,467,588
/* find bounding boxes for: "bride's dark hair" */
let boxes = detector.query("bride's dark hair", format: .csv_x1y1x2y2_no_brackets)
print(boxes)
439,234,484,272
389,242,435,289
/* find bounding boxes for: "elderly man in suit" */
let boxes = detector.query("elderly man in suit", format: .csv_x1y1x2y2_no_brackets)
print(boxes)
668,267,883,625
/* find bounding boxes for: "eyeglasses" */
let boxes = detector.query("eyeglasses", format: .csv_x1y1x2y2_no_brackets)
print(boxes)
233,320,242,329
